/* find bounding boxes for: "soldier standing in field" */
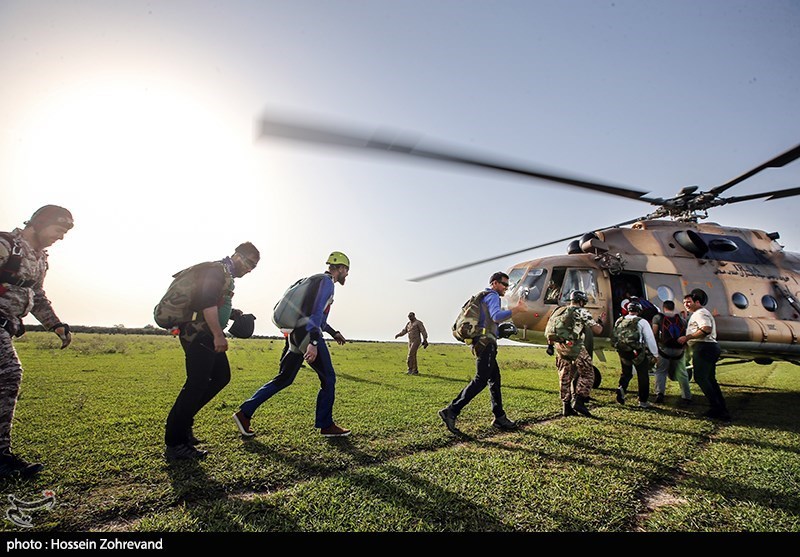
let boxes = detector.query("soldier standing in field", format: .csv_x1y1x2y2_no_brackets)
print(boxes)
546,290,606,417
395,312,428,375
0,206,74,478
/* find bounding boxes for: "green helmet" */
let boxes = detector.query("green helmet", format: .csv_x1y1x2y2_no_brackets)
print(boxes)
326,251,350,268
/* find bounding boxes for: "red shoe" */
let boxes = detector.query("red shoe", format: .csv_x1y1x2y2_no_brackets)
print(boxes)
232,411,255,437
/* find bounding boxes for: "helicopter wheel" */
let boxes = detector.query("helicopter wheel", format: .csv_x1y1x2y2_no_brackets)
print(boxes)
592,366,602,389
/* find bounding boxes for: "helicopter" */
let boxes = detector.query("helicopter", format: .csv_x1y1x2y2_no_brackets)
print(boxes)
256,115,800,370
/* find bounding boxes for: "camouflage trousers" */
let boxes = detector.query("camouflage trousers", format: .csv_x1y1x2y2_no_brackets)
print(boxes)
0,328,23,452
556,347,594,402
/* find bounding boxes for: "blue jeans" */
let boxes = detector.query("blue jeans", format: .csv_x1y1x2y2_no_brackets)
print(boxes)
240,338,337,429
448,341,505,418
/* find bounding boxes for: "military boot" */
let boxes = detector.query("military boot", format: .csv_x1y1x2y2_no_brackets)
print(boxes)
572,396,593,418
563,401,576,416
0,450,44,478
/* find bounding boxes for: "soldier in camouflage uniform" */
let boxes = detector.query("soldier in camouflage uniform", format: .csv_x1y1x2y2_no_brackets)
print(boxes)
0,206,74,478
546,290,606,417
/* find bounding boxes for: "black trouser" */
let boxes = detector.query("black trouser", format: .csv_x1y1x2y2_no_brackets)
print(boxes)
448,341,505,418
164,333,231,446
691,342,728,413
618,350,651,403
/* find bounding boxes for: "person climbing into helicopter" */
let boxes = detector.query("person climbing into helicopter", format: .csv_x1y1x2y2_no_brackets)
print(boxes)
545,290,606,417
611,301,658,408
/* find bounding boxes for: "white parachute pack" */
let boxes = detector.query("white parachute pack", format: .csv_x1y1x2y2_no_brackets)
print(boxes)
272,273,328,330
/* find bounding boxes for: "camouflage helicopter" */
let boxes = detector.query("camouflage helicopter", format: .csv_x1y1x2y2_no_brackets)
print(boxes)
257,115,800,372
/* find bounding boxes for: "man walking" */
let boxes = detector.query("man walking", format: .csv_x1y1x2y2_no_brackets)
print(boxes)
612,301,658,408
234,251,351,438
0,205,74,478
678,291,730,421
395,312,428,375
651,300,692,404
163,242,260,461
438,272,526,433
546,290,606,417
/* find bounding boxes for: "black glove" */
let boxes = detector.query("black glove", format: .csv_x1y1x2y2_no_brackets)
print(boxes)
546,344,555,357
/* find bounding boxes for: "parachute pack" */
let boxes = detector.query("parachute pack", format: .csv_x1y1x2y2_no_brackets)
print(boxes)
272,273,328,330
153,262,230,330
611,315,646,353
545,305,582,360
452,290,489,343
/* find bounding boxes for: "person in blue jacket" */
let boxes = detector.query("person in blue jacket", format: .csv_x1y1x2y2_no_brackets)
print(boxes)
234,252,350,438
439,271,526,433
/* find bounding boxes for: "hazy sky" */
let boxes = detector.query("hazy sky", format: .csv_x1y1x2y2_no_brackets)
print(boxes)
2,0,799,343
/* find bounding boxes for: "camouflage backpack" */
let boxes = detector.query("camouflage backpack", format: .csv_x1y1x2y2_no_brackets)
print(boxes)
545,305,582,360
452,290,490,344
153,262,230,329
611,315,645,353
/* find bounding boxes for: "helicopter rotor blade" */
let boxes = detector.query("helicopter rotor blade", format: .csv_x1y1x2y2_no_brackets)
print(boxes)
710,144,800,196
408,217,643,282
258,115,651,201
721,185,800,205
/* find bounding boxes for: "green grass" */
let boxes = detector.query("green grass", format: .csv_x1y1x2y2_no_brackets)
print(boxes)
2,333,798,532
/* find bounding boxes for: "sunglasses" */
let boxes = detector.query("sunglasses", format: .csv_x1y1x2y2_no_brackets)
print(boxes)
499,281,510,287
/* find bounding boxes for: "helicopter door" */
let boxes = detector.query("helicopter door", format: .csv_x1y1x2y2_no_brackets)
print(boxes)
641,272,685,312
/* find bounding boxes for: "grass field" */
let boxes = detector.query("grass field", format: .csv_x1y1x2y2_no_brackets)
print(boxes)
1,332,799,533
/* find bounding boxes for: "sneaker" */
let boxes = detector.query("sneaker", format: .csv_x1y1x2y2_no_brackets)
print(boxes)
0,451,44,478
232,410,255,438
438,407,459,433
615,387,625,404
320,423,351,437
678,397,693,406
655,393,665,403
492,414,519,431
165,443,208,462
639,400,651,408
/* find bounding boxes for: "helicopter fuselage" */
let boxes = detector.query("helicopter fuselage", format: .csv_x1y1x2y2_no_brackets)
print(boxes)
506,219,800,364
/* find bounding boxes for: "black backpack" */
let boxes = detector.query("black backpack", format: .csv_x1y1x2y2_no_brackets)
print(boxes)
657,313,685,349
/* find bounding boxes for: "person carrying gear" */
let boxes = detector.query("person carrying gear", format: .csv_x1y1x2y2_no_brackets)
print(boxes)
545,290,606,417
395,311,429,375
163,242,260,461
438,271,526,434
0,205,74,478
612,301,658,408
651,300,692,404
235,251,351,438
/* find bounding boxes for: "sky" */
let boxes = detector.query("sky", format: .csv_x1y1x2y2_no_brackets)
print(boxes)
1,0,799,343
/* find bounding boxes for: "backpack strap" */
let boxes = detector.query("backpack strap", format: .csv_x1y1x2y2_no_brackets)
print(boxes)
0,232,37,290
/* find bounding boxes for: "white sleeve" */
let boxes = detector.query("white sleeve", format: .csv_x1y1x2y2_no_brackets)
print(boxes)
639,319,659,357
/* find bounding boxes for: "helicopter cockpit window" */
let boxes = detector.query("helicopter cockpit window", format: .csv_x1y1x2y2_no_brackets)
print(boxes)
507,268,526,291
698,233,769,264
559,269,598,304
762,295,778,312
731,292,749,309
515,268,548,301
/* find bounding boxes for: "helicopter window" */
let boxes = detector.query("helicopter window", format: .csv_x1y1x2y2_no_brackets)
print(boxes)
762,295,778,312
656,286,675,303
507,268,526,291
559,269,598,304
544,267,566,304
517,268,548,301
698,233,768,264
732,292,749,309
